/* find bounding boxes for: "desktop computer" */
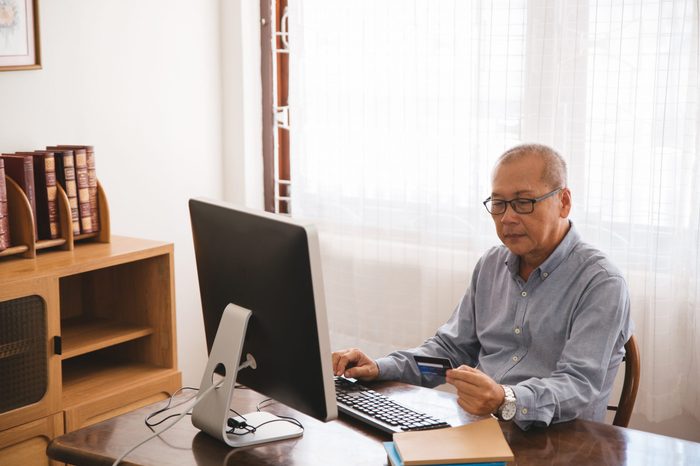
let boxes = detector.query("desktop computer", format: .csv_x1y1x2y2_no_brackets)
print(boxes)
188,198,337,446
188,198,449,448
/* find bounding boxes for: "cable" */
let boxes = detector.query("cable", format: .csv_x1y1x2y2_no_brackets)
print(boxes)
227,398,304,436
117,381,303,463
226,415,304,436
256,398,274,411
144,387,199,431
112,381,221,466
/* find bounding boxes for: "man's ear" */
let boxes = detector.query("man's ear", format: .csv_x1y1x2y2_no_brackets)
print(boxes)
559,187,572,218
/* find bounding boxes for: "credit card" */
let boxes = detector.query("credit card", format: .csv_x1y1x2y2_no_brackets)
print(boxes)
413,355,453,376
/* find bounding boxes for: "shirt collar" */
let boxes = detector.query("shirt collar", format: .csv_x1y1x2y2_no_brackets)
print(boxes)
504,221,579,278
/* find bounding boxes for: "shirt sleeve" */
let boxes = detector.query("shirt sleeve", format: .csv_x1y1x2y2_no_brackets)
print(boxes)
511,273,632,430
375,258,484,387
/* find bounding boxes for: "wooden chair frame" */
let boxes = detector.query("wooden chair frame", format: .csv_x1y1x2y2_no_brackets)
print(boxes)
608,335,640,427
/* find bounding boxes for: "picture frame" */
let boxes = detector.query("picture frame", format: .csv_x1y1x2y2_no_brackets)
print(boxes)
0,0,41,71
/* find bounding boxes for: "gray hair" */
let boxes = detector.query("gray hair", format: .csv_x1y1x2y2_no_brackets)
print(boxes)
495,143,567,189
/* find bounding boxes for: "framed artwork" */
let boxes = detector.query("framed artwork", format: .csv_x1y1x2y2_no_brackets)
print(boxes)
0,0,40,71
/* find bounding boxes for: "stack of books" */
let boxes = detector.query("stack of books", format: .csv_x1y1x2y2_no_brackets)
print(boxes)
383,417,514,466
0,145,98,249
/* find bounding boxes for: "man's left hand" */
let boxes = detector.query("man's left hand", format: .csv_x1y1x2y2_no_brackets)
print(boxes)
446,365,505,416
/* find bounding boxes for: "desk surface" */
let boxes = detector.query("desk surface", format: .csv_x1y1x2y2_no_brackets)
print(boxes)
48,381,700,466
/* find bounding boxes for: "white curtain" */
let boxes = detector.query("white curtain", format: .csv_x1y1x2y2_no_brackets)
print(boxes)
288,0,700,431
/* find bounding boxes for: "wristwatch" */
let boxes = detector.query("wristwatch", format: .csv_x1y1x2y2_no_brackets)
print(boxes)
497,385,517,421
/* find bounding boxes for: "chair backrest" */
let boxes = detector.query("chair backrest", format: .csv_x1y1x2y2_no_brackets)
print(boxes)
607,334,640,427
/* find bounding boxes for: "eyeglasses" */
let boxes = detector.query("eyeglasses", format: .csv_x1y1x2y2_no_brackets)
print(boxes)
483,187,563,215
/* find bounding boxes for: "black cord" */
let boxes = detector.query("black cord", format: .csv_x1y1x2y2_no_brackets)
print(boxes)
227,399,304,436
144,387,199,432
256,398,274,411
146,386,304,439
226,416,304,436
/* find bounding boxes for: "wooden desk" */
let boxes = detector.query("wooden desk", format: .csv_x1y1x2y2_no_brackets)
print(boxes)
47,381,700,466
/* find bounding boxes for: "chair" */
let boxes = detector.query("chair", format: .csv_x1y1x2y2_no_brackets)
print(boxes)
607,334,640,427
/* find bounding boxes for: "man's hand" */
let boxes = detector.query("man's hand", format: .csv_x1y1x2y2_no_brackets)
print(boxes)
446,365,505,416
332,348,379,381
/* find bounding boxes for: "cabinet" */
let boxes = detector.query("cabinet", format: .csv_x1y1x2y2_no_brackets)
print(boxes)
0,236,182,463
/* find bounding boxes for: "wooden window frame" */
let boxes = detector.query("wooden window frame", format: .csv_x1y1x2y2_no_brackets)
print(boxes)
260,0,290,214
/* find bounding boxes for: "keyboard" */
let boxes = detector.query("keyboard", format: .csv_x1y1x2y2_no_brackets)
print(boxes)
334,376,450,434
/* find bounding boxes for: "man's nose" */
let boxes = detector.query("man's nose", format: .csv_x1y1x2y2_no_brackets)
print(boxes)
500,203,519,223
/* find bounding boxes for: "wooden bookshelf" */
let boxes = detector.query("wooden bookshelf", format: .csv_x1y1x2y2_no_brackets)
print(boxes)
0,175,110,259
0,235,181,463
60,318,154,360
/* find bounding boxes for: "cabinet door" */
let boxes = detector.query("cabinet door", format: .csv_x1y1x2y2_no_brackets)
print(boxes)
0,413,64,466
0,278,61,431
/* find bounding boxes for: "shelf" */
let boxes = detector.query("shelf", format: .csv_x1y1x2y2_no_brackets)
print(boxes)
73,232,98,241
62,358,177,409
35,238,67,251
0,233,179,442
0,245,29,258
60,318,154,360
0,176,111,260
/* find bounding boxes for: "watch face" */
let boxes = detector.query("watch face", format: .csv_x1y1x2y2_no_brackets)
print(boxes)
501,401,516,420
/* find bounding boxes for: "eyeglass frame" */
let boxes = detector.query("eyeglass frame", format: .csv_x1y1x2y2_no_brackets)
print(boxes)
482,187,563,215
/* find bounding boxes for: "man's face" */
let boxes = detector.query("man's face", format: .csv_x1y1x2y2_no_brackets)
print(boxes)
490,153,570,263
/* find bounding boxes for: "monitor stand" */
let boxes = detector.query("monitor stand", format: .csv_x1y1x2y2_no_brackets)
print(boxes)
191,303,303,447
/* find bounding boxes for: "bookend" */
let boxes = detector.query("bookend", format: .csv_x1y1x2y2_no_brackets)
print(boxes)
191,303,303,447
0,176,110,259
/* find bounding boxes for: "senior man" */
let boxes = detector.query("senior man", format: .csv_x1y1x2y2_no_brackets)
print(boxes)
332,144,633,429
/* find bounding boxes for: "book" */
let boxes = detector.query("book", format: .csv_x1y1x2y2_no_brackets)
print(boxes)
384,442,506,466
0,159,10,251
52,150,80,235
72,148,92,233
49,146,92,234
1,154,38,238
55,145,98,232
24,151,59,240
392,418,514,466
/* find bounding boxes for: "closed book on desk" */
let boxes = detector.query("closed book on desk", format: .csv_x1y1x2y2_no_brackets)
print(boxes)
1,154,38,238
393,418,514,466
384,442,505,466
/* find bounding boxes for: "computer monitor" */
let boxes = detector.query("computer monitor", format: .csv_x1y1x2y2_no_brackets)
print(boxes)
188,198,337,447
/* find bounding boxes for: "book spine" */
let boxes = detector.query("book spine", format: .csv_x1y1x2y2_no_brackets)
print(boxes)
85,147,99,231
56,152,80,235
44,156,59,239
1,154,38,239
22,156,38,238
74,149,93,233
26,152,54,240
0,161,9,251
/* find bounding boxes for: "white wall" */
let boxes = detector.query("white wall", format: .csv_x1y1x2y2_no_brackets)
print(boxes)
221,0,264,208
0,0,262,386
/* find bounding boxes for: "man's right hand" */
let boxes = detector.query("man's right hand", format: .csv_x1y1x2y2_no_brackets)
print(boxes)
332,348,379,381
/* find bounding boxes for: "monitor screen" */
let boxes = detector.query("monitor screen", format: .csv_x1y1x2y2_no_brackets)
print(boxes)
189,198,337,423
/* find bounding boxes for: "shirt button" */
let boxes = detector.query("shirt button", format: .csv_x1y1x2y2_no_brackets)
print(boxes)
521,291,527,297
521,408,528,415
514,327,521,335
542,272,549,278
512,356,519,362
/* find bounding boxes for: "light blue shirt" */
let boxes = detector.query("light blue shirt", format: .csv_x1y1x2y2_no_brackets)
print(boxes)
376,223,633,429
